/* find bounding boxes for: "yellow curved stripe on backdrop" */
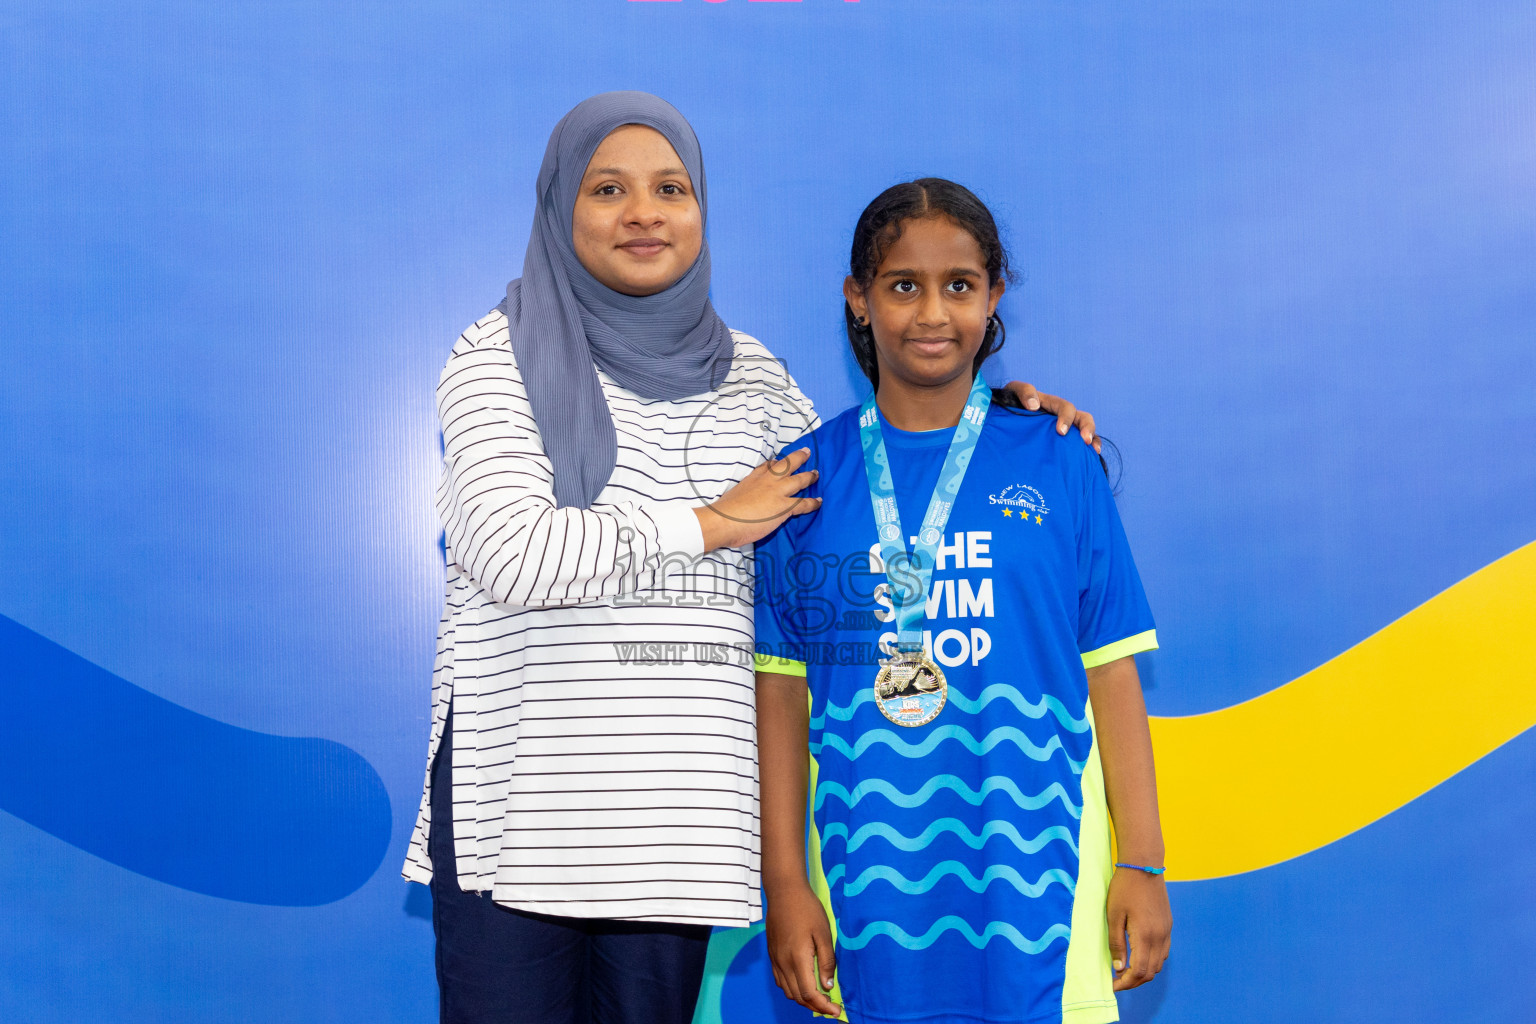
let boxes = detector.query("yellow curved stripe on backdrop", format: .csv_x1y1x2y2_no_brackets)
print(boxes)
1151,539,1536,881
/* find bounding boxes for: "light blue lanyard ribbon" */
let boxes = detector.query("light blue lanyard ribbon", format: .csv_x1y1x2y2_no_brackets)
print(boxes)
859,374,992,652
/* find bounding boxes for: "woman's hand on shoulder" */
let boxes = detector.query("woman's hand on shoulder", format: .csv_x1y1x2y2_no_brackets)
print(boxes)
696,447,821,551
1106,867,1172,991
1003,381,1101,454
765,883,841,1017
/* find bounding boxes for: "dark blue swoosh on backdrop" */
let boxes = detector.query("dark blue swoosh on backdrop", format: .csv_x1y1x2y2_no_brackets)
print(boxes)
0,614,391,906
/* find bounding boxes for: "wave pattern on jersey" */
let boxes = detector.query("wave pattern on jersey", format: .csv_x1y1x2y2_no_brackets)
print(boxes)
814,775,1083,816
813,684,1089,733
827,861,1078,897
836,917,1074,953
812,658,1091,968
811,724,1088,769
820,819,1080,856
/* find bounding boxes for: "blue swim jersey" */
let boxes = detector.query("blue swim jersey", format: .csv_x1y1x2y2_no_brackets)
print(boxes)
753,399,1157,1024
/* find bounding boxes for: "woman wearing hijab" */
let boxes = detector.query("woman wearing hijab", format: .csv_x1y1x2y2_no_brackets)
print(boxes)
401,92,1096,1024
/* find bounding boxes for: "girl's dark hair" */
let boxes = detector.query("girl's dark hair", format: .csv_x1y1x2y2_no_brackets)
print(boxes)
845,177,1122,487
844,177,1016,394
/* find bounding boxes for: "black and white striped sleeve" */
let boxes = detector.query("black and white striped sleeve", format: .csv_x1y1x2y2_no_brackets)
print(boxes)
434,327,704,609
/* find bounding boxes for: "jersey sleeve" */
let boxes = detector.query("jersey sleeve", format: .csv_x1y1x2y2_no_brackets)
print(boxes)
1074,451,1158,668
752,434,821,678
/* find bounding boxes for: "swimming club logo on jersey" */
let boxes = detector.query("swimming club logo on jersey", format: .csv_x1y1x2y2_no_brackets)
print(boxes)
988,483,1051,525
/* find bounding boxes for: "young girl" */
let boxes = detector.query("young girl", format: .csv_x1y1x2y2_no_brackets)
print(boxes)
754,179,1172,1024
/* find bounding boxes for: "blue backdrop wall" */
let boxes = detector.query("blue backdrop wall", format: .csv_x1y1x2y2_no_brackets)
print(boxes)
2,2,1533,1021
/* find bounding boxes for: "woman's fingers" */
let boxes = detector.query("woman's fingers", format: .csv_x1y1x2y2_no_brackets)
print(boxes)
765,449,817,504
786,496,824,520
772,449,820,520
1004,379,1044,411
1003,384,1101,448
1050,398,1079,437
1025,387,1078,435
1072,409,1098,448
788,469,819,494
1029,389,1102,446
700,448,823,549
772,446,813,477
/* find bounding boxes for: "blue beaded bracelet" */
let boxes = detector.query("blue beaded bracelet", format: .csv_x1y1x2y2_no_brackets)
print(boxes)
1114,862,1166,875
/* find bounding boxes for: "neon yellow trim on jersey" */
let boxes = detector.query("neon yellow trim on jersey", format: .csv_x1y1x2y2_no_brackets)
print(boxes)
1080,630,1159,670
755,654,808,677
1153,538,1536,880
805,690,848,1020
1061,701,1120,1023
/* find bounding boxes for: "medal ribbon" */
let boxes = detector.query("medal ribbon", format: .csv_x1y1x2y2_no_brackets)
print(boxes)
859,374,992,653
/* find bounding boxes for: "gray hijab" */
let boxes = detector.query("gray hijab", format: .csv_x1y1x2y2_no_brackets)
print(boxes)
497,91,733,509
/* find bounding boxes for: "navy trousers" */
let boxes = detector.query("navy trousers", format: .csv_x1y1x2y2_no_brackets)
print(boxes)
429,714,712,1024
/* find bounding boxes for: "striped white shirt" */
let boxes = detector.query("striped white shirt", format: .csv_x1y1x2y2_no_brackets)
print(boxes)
402,308,819,926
